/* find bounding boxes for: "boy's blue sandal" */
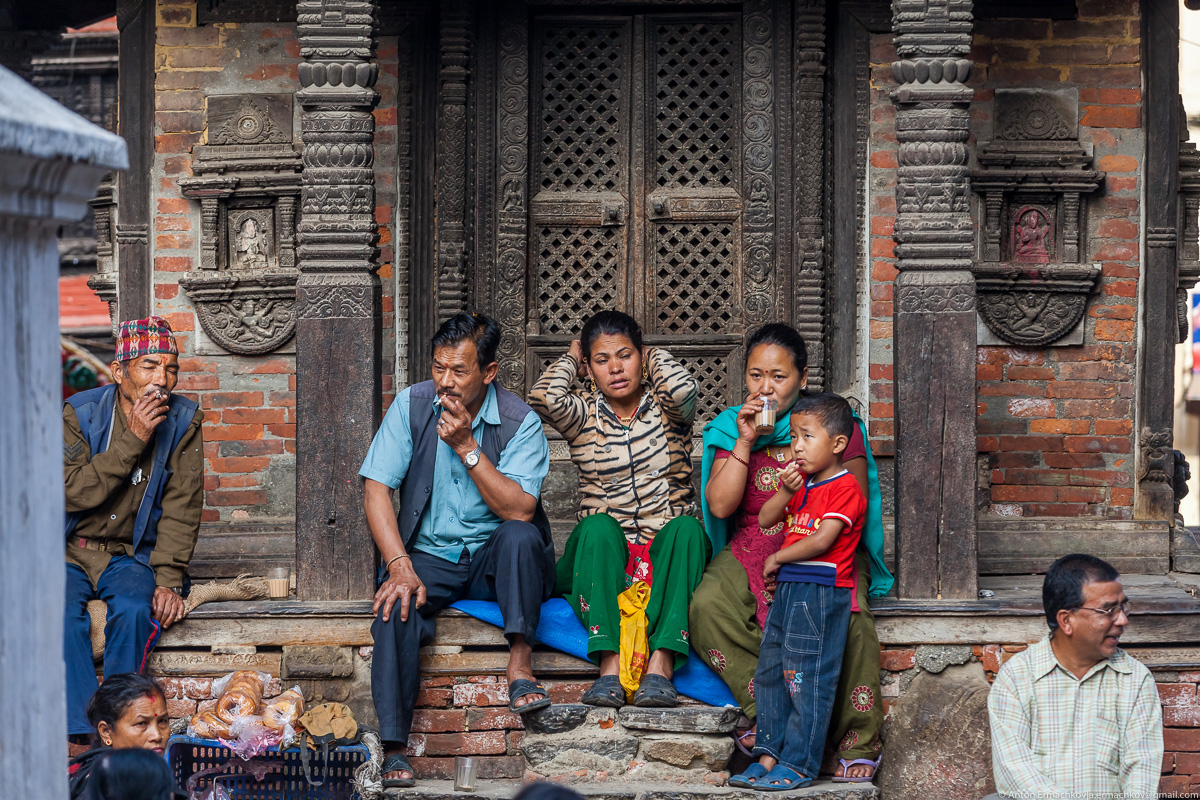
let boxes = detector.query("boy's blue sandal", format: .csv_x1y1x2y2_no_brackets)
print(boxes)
757,764,813,792
728,762,770,788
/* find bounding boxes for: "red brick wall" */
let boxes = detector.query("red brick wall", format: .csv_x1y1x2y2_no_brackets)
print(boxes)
868,0,1142,518
151,2,401,530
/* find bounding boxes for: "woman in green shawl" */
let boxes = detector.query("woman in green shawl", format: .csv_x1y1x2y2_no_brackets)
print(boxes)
687,323,894,782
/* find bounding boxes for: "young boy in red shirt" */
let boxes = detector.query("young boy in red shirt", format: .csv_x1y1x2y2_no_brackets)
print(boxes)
729,392,866,791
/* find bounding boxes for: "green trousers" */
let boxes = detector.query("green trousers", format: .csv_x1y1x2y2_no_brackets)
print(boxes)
688,546,884,761
556,513,709,669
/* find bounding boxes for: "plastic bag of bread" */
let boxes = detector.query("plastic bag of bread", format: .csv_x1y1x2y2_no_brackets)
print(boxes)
187,709,233,741
211,669,268,700
262,687,304,732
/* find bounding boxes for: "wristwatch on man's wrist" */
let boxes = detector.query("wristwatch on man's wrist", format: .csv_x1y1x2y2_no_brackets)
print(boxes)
463,445,483,469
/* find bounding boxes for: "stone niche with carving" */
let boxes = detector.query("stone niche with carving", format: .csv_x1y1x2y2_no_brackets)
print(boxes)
178,94,301,355
970,90,1105,347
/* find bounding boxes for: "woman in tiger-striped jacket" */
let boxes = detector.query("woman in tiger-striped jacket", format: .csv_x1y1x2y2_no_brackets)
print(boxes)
529,310,709,709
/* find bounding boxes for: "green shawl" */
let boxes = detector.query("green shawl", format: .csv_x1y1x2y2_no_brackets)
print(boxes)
698,405,895,598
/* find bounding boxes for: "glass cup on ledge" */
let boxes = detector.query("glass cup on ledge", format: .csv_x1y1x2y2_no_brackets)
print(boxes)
267,566,291,601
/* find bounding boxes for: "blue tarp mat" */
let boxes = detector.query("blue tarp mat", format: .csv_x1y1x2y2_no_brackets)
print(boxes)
450,597,738,708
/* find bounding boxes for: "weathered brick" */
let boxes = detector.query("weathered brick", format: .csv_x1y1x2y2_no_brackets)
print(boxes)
1166,706,1200,728
203,391,266,408
879,649,916,671
156,233,194,249
1096,219,1139,240
409,756,524,781
1061,399,1131,419
1098,154,1138,173
1094,320,1136,342
1095,419,1132,436
1081,105,1140,129
207,456,271,474
205,425,265,442
1080,87,1141,104
156,110,205,133
1042,452,1105,469
155,256,193,272
221,407,287,425
1030,419,1089,435
218,439,285,457
1045,382,1116,399
421,731,507,756
1166,728,1200,752
1007,398,1055,417
453,682,508,707
1160,684,1199,707
412,709,467,733
1063,436,1131,454
154,134,201,155
980,645,1002,673
233,358,294,375
1159,775,1194,795
1110,487,1134,506
417,688,453,708
997,435,1064,452
467,708,525,731
1006,366,1054,381
218,475,262,489
206,489,269,506
166,47,230,70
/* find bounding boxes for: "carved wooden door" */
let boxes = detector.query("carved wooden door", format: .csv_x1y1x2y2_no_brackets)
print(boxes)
492,2,786,430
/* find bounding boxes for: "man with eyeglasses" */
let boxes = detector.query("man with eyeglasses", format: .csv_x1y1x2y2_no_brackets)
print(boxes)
985,553,1162,800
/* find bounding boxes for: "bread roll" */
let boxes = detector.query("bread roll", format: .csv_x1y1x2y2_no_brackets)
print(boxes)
262,689,304,731
190,710,233,740
216,688,260,722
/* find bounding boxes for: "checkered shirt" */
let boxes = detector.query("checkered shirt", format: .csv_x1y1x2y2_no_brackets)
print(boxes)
988,634,1163,800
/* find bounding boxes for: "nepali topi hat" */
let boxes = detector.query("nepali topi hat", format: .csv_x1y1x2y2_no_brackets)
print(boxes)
116,316,179,362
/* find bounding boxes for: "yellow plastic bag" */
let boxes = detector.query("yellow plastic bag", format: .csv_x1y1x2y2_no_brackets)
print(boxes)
617,581,652,702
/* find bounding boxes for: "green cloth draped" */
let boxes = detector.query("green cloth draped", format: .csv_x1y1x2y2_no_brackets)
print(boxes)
698,405,895,598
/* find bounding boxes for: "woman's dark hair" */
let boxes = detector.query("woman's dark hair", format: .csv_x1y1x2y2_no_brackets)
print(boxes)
1043,553,1120,631
580,310,643,359
86,673,166,738
78,749,183,800
745,323,808,373
513,781,586,800
430,311,502,369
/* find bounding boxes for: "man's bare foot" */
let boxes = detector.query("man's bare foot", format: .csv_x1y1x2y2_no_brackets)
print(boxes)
736,724,756,752
382,747,414,784
507,635,548,710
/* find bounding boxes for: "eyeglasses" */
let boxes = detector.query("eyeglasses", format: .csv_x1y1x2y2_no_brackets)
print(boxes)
1072,601,1131,621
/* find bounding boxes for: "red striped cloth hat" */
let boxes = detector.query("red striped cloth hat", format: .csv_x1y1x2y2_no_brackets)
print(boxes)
115,316,178,362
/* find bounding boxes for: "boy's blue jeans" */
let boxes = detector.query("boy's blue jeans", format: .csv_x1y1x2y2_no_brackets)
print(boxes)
752,580,852,780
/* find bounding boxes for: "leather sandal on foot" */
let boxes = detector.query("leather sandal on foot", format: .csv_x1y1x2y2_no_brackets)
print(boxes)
580,674,625,708
507,678,552,715
632,673,678,707
728,762,769,788
381,752,416,789
758,764,812,792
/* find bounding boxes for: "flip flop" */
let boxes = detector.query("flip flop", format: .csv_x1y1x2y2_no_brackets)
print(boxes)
508,678,552,715
580,674,625,708
381,751,416,789
735,726,756,756
757,764,812,792
832,756,881,783
632,673,678,708
728,762,769,788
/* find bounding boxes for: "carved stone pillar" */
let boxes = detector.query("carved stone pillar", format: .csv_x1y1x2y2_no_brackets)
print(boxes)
435,2,471,322
295,0,380,601
890,0,977,599
115,0,155,321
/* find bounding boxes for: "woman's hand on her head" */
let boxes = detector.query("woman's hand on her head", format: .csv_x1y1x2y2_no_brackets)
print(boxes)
568,339,587,379
736,395,763,443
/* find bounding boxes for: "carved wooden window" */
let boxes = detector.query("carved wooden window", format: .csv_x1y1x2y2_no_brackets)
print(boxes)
494,9,771,431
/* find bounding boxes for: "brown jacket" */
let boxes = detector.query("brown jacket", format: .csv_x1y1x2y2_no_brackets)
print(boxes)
63,400,204,588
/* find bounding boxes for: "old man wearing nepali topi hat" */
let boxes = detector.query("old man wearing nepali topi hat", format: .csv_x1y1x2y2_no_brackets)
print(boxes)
62,317,204,741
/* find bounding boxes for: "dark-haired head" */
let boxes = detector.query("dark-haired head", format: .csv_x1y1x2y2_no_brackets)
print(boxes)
1043,553,1121,632
792,392,855,441
580,310,643,358
513,781,587,800
579,311,645,406
744,323,809,412
430,311,501,371
86,673,169,752
78,748,184,800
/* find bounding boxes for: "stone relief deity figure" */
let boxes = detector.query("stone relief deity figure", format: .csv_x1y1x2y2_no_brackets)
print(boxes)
1012,208,1051,263
234,216,270,269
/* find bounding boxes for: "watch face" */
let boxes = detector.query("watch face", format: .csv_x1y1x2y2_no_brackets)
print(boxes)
465,450,480,467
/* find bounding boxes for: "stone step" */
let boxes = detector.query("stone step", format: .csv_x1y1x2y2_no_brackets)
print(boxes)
388,779,879,800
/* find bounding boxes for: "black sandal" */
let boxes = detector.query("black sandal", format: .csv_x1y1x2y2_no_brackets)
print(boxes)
381,751,416,789
580,674,625,708
632,673,678,708
508,678,552,715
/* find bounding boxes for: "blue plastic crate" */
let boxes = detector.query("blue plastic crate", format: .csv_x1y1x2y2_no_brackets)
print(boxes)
166,735,370,800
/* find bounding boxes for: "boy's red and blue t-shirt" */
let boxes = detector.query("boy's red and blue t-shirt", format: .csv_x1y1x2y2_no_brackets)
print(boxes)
776,470,866,588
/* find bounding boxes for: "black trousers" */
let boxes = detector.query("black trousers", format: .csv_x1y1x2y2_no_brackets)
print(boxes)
371,520,555,744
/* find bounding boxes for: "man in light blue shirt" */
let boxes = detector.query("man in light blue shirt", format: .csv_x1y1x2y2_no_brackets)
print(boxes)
360,312,554,789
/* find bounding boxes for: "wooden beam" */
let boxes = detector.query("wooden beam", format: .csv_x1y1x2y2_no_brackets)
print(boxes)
115,0,155,320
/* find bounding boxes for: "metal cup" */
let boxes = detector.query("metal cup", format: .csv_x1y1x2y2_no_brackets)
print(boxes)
756,397,778,434
453,756,478,792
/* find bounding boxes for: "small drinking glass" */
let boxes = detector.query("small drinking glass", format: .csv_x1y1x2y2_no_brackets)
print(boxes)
454,756,478,791
267,566,291,600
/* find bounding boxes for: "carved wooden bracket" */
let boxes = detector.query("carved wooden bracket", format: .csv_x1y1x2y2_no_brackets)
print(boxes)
87,171,119,338
1177,140,1200,342
177,93,302,355
971,90,1104,346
